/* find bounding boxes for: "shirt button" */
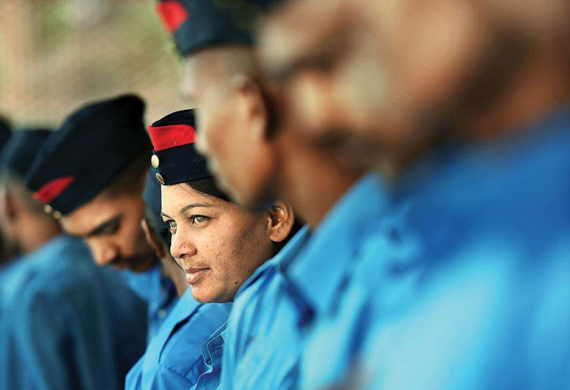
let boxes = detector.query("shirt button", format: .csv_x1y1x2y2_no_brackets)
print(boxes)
157,309,167,318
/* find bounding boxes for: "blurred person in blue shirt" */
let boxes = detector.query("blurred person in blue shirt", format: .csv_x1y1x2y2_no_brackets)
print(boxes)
125,110,234,390
259,0,570,388
152,1,386,389
26,95,178,342
0,128,147,390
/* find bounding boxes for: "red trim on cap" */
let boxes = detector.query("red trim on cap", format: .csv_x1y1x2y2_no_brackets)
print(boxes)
33,176,75,204
148,124,197,152
156,1,189,33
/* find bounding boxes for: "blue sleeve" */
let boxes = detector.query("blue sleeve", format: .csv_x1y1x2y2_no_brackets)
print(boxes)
0,292,75,390
220,296,251,390
125,357,145,390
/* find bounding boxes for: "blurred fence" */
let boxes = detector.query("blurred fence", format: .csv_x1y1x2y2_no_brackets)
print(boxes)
0,0,185,128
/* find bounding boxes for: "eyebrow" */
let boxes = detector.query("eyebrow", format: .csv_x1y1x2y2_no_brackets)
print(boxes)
161,203,214,219
84,215,123,238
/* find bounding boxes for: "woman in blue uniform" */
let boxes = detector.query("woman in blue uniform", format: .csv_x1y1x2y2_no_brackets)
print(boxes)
126,109,298,390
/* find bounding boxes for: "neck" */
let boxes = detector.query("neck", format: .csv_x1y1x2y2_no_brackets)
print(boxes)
276,134,363,228
20,216,62,255
465,46,570,140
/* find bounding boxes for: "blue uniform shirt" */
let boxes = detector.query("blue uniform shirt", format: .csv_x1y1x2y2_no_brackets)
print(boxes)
275,173,390,389
0,255,21,302
126,288,231,390
120,263,179,342
191,321,229,390
221,226,312,390
358,106,570,389
0,234,148,390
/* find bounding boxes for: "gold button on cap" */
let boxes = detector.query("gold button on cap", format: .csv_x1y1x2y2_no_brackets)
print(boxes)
155,172,165,185
44,204,53,214
53,211,62,220
151,154,160,168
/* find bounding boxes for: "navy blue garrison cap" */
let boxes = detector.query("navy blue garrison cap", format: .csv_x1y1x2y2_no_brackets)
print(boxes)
148,109,211,186
26,94,151,216
0,129,52,178
156,0,283,56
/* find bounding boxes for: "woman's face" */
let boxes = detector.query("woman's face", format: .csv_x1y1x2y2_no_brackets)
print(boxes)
161,183,275,303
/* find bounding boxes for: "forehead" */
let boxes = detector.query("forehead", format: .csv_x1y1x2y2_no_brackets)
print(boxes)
61,193,142,236
161,183,217,211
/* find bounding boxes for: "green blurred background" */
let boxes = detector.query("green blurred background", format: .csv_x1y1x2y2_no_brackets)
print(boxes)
0,0,185,128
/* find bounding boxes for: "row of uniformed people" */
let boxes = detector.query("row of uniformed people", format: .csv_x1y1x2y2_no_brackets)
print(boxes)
150,0,570,389
0,0,569,389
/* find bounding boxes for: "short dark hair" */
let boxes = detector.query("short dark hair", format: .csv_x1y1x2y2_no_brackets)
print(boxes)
185,177,230,202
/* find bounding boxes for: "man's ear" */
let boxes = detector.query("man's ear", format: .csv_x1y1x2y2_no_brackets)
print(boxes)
141,219,167,259
231,74,274,141
267,201,296,243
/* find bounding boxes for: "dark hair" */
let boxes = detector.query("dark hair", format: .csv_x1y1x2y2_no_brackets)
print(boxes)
185,177,231,201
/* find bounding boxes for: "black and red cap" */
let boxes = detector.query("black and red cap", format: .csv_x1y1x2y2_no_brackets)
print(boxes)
155,0,283,57
0,128,52,179
25,94,151,217
148,109,211,186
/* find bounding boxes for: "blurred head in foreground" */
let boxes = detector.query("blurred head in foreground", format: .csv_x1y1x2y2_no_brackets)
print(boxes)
26,95,157,272
148,109,296,303
258,0,570,171
156,0,362,218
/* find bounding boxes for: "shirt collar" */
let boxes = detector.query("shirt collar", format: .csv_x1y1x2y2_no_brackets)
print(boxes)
146,289,202,364
200,321,229,368
287,172,388,315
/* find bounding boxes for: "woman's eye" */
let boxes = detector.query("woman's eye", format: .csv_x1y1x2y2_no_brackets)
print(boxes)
166,220,177,232
191,215,208,224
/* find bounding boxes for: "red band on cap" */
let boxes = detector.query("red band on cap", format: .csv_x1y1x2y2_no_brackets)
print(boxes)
156,1,189,33
148,124,197,152
33,176,75,204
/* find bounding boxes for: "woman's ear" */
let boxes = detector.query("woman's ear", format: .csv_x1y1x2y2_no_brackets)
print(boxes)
267,201,295,243
231,74,272,142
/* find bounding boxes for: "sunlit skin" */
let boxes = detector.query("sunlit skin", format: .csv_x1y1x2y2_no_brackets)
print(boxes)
180,50,279,208
180,47,363,227
259,0,488,156
61,192,156,272
161,183,291,303
258,0,570,169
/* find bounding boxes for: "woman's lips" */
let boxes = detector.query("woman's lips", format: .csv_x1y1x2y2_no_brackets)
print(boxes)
185,268,210,284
